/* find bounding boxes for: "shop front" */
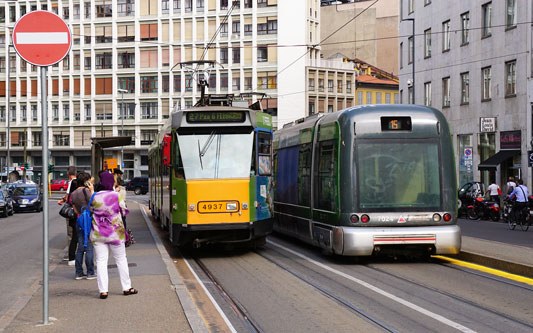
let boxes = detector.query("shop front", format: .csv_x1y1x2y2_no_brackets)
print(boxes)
478,130,521,187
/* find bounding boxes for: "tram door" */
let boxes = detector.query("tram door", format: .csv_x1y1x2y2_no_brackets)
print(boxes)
161,134,172,228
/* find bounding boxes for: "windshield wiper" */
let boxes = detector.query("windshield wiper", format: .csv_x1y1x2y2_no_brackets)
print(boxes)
198,131,216,169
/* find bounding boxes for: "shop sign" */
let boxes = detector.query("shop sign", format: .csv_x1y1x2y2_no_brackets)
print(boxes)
480,117,496,132
500,130,521,150
528,151,533,167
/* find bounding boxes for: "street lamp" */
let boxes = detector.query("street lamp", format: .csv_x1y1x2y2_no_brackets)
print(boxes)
402,18,415,104
5,27,12,181
117,89,128,169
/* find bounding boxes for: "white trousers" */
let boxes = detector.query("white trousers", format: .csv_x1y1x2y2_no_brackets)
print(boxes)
93,242,132,293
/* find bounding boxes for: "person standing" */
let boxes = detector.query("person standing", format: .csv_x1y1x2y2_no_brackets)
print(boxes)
57,166,77,264
486,181,501,203
70,172,96,280
91,172,137,299
506,176,517,195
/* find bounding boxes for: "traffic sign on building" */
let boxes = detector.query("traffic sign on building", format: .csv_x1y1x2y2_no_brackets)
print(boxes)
12,11,72,66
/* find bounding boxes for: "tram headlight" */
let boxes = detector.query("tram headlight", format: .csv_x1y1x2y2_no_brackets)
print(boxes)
432,213,442,222
226,202,238,211
242,203,248,210
188,204,195,211
349,214,359,223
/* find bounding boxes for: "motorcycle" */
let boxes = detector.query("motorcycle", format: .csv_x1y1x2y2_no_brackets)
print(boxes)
466,197,500,221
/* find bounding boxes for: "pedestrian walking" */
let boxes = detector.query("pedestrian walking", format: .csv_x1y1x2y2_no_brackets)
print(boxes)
486,181,501,203
70,172,96,280
91,171,137,299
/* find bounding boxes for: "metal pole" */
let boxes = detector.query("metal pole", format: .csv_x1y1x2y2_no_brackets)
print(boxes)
412,19,415,104
41,66,49,325
121,91,124,167
6,30,10,180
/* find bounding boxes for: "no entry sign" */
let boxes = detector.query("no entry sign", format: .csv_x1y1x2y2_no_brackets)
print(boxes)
12,11,71,66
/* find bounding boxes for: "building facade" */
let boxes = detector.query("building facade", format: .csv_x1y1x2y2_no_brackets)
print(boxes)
399,0,533,188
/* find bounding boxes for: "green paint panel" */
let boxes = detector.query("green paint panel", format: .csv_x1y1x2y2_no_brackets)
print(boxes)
299,128,313,144
249,177,256,222
256,112,273,130
318,122,339,142
312,209,340,225
172,178,187,225
276,202,311,219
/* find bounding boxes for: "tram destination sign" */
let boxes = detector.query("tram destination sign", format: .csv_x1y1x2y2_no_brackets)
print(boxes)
187,111,246,123
381,116,412,131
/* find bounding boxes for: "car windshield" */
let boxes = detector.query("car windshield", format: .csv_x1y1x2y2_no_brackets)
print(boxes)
357,139,441,210
13,186,38,196
178,130,254,180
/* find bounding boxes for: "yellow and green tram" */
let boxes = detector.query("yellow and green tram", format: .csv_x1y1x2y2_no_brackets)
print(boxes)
149,105,274,247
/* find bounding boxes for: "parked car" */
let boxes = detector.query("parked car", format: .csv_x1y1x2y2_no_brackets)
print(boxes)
50,179,69,191
125,177,149,195
0,190,14,217
12,184,43,213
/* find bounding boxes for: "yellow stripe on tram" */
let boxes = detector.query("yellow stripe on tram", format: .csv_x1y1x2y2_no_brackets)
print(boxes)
433,255,533,286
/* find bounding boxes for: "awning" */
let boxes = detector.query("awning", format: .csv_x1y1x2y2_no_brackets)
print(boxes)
478,150,520,170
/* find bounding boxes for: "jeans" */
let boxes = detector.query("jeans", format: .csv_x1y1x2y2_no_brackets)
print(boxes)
75,225,95,276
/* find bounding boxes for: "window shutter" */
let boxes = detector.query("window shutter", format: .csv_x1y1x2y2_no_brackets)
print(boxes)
149,0,158,14
74,79,80,94
268,45,277,63
20,80,27,96
149,24,158,39
197,20,204,40
31,80,37,97
173,22,181,41
140,0,149,15
162,22,169,42
104,78,112,94
244,43,252,64
118,25,127,37
52,79,59,95
173,48,181,63
185,20,192,40
162,48,169,66
140,24,150,39
84,78,92,95
95,78,105,94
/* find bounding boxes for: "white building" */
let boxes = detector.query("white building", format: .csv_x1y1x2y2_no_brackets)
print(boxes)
399,0,533,188
0,0,324,181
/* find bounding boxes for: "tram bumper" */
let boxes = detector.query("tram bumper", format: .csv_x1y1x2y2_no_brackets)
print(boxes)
334,225,461,256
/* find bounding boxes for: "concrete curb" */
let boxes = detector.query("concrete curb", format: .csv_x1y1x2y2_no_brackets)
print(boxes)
450,251,533,279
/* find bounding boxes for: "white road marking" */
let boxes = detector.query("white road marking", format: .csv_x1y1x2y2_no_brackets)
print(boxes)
16,32,68,44
268,240,477,333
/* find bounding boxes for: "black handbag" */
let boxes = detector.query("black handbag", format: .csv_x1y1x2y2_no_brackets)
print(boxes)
59,202,76,219
125,228,135,247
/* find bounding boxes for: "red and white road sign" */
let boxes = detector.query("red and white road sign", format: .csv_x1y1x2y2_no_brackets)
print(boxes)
12,11,72,66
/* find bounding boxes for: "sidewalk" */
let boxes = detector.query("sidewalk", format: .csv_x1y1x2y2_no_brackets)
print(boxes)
2,202,195,333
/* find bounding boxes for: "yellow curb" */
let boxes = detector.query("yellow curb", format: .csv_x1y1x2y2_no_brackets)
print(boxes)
433,255,533,286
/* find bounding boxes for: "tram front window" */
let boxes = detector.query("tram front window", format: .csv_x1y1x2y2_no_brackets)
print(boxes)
356,140,441,211
178,130,254,179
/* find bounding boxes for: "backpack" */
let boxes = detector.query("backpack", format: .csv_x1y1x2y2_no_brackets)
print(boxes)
77,192,97,248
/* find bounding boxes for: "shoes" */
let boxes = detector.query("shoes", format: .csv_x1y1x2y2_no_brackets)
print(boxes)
100,292,108,299
63,256,69,261
86,274,97,280
123,288,138,296
75,274,87,280
68,260,75,266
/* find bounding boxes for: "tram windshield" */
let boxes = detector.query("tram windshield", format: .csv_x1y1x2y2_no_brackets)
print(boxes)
356,140,441,210
178,130,254,179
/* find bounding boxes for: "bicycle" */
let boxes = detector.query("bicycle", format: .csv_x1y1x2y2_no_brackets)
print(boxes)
503,199,515,230
519,206,531,231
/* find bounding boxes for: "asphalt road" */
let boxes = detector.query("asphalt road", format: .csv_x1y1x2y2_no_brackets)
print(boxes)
0,201,68,319
458,218,533,248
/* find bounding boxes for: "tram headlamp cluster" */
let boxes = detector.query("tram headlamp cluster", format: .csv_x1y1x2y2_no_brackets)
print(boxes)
242,203,248,210
361,215,370,223
226,202,238,211
349,214,359,223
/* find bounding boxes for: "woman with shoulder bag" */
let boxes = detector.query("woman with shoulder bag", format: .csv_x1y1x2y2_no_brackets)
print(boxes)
70,172,96,280
65,179,79,267
91,171,137,299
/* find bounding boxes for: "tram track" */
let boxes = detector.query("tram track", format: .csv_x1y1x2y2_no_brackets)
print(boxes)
364,263,533,330
191,256,264,333
255,251,398,333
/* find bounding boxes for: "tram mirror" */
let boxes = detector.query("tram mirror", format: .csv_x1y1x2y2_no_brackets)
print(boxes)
162,134,172,166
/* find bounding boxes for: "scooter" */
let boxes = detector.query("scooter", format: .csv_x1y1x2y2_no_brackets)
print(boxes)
467,197,500,221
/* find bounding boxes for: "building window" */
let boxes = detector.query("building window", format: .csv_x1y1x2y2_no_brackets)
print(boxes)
96,0,112,18
375,92,382,104
408,0,414,13
141,102,158,119
32,132,42,147
232,48,240,64
162,0,170,13
54,133,70,146
357,92,363,104
174,75,181,92
408,36,413,64
309,102,315,115
482,66,491,100
267,20,277,34
482,2,492,38
95,25,112,43
85,2,91,18
257,73,276,89
461,72,469,104
52,104,59,121
424,29,431,58
346,80,352,93
141,76,158,93
399,42,403,68
232,77,240,90
244,24,252,36
141,130,158,145
117,25,135,42
232,21,240,34
424,82,432,106
505,60,516,96
162,75,170,93
257,22,267,35
84,104,91,120
442,77,450,107
118,77,135,93
506,0,516,29
95,53,112,69
328,80,333,92
308,78,315,91
63,104,69,121
32,105,37,121
461,12,470,45
0,106,5,122
337,80,343,93
408,87,413,104
385,93,391,104
318,79,324,92
220,47,228,64
118,52,135,68
366,92,372,104
257,47,267,62
442,20,450,52
21,106,27,122
220,23,228,35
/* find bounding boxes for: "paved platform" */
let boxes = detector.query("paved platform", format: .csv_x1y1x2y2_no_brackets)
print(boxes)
1,202,197,333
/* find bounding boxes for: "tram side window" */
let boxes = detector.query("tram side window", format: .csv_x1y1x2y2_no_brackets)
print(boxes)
257,132,272,176
314,140,338,212
174,140,185,179
298,143,312,206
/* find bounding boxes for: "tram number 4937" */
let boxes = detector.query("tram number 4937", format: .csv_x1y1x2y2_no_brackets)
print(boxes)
203,203,223,211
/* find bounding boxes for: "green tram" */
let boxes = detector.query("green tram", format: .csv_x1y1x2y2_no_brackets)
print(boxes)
149,104,274,247
273,104,461,256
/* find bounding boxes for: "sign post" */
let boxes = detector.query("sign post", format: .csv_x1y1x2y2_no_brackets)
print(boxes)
13,11,71,325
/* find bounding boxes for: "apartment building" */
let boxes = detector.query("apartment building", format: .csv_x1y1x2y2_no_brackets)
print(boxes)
399,0,533,188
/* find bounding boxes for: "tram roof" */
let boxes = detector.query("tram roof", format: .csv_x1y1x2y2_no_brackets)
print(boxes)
169,106,272,130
